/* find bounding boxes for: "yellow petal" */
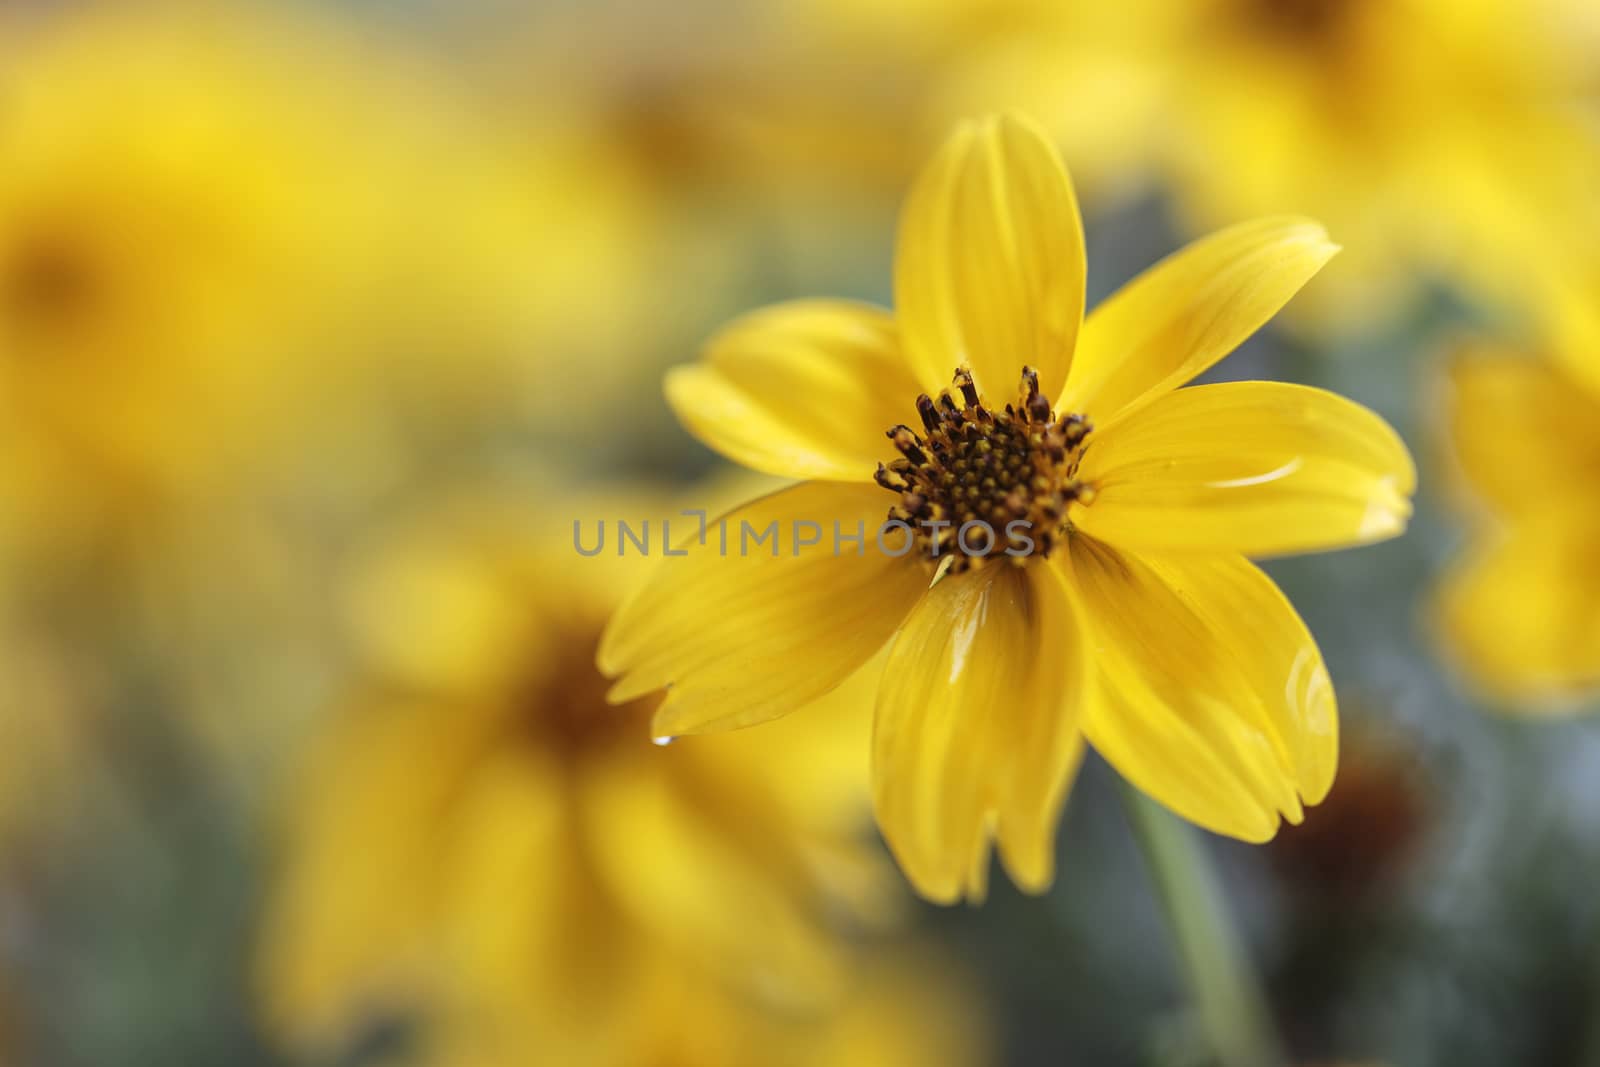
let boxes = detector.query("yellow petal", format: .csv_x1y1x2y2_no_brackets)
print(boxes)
1074,381,1415,557
577,746,843,1001
872,563,1086,904
1443,348,1600,517
1436,507,1600,708
599,481,928,736
894,113,1085,402
995,561,1088,894
1066,537,1326,841
443,748,641,1046
1060,217,1339,426
1143,552,1339,805
665,300,920,482
258,698,496,1045
679,688,902,925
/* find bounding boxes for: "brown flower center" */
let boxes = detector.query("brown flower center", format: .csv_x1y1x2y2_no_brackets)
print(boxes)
2,231,102,340
1237,0,1363,50
517,619,659,757
874,366,1093,574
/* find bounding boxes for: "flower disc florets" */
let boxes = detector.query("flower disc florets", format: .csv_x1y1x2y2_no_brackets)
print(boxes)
874,366,1092,573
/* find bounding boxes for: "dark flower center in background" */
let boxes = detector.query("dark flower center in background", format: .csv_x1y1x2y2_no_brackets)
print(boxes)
518,617,658,757
2,231,102,340
1268,732,1429,902
1239,0,1364,49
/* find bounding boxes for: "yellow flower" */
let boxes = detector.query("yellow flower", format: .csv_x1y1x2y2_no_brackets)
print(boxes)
257,489,939,1066
630,953,992,1067
825,0,1598,333
0,4,547,552
1434,339,1600,707
437,950,991,1067
1146,0,1600,331
602,114,1416,903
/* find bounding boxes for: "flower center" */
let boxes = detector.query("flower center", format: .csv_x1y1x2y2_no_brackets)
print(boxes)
1238,0,1361,49
874,366,1092,573
518,619,658,758
2,230,103,340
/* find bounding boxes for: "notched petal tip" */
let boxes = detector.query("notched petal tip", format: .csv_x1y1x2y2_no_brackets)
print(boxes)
648,698,697,740
602,672,657,708
596,589,655,681
1236,816,1284,845
646,686,788,739
877,825,994,907
1361,481,1415,542
1278,221,1340,269
997,849,1056,898
898,865,966,907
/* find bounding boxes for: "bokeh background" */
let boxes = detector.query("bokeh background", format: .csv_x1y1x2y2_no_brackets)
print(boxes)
2,1,1599,1065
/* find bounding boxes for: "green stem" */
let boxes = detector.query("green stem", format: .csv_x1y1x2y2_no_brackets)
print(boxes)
1120,779,1286,1067
1582,928,1600,1067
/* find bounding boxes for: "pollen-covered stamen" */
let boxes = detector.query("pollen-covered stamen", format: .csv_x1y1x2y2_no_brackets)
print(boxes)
876,365,1093,573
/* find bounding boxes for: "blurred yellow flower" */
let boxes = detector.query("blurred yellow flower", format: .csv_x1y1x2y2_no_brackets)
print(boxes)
0,4,545,556
603,114,1416,902
675,952,990,1067
1435,339,1600,707
257,490,975,1066
297,0,1600,349
1149,0,1600,330
777,0,1173,204
446,8,812,433
437,949,991,1067
814,0,1599,332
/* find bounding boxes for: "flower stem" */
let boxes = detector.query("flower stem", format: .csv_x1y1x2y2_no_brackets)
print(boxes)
1120,779,1286,1067
1582,930,1600,1067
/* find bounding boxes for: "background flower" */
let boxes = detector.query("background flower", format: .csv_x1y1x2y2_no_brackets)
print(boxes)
258,486,967,1066
1433,338,1600,706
